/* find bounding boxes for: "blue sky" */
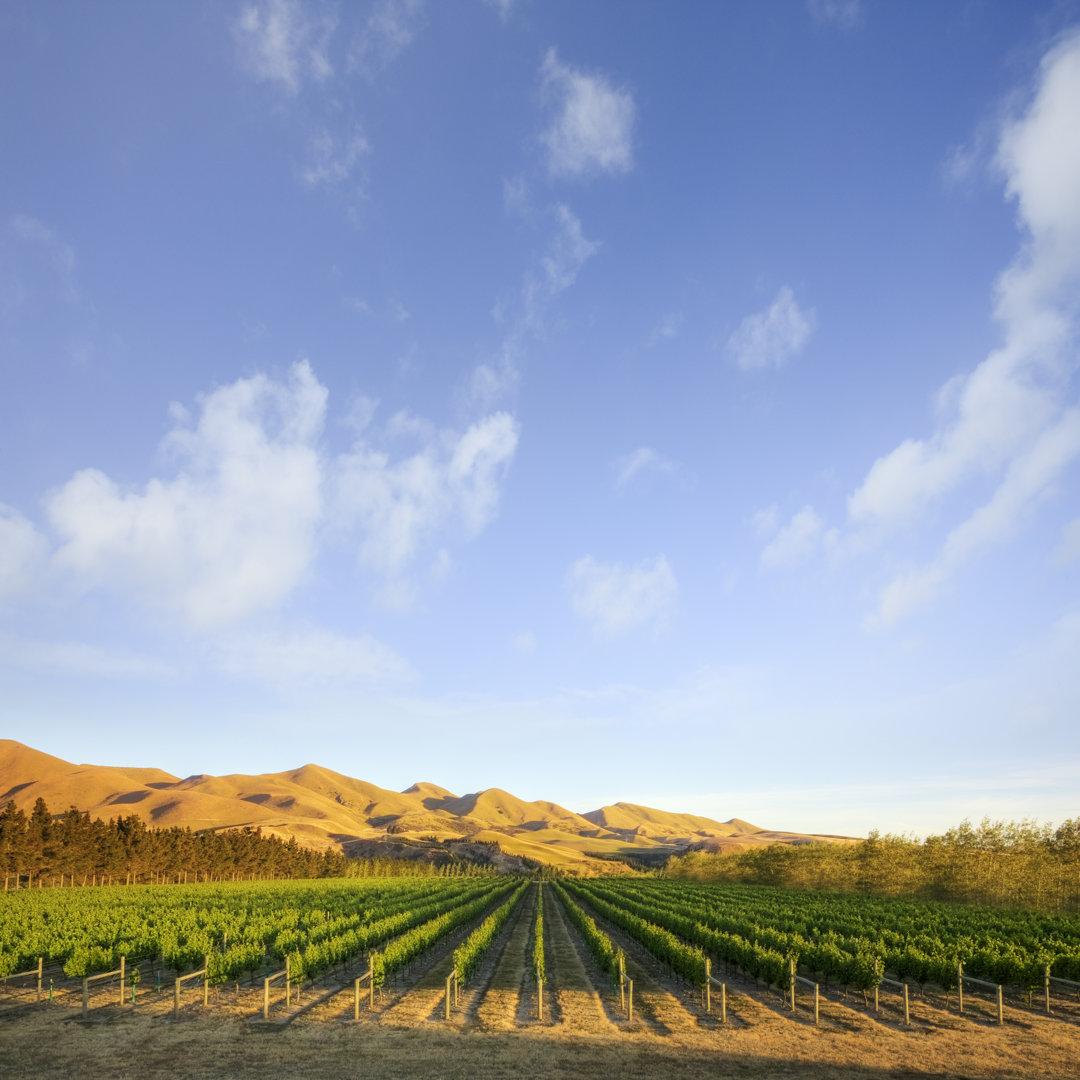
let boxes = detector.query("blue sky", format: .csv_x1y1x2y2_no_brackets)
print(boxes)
2,0,1080,837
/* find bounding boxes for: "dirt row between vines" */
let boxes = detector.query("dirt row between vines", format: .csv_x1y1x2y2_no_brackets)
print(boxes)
2,882,1079,1078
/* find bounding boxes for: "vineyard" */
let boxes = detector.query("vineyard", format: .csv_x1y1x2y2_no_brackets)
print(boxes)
3,875,1080,1078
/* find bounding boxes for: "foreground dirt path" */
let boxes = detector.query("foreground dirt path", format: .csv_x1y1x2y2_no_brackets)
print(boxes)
472,882,535,1032
545,883,624,1035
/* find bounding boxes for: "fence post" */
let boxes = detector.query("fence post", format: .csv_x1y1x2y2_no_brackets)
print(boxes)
1045,963,1051,1015
119,956,125,1006
721,982,726,1024
628,979,633,1022
263,978,269,1021
705,958,711,1014
82,977,89,1018
997,984,1003,1025
354,978,360,1021
37,957,42,1002
538,978,543,1021
903,982,909,1025
957,963,963,1015
174,977,180,1018
285,955,291,1008
619,955,625,1013
814,982,819,1026
789,958,796,1012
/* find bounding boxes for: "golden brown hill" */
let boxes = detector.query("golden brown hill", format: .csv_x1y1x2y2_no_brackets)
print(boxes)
0,740,852,872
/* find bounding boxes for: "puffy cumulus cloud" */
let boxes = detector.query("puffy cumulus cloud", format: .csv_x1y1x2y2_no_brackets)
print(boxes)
233,0,335,93
760,506,825,570
0,505,49,599
727,287,816,372
540,48,634,180
850,33,1080,625
215,625,411,684
46,361,326,628
568,555,677,637
334,411,520,576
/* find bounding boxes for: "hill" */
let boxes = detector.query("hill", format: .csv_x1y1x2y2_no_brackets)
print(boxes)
0,740,852,873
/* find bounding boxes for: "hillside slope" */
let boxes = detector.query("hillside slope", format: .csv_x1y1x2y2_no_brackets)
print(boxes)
0,740,852,872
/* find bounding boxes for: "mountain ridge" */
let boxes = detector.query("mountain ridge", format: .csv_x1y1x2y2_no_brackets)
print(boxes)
0,740,853,872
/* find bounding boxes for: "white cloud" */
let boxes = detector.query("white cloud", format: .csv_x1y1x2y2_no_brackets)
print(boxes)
46,361,326,628
1055,517,1080,565
301,127,369,187
568,555,677,636
807,0,863,30
0,505,48,600
854,33,1080,624
233,0,335,93
349,0,424,78
645,311,684,348
614,447,678,490
751,504,780,539
216,625,410,683
540,48,634,180
0,634,174,679
760,506,824,570
727,286,816,372
334,411,520,576
468,204,597,409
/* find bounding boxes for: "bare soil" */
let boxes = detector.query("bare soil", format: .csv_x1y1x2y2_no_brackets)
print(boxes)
2,884,1079,1080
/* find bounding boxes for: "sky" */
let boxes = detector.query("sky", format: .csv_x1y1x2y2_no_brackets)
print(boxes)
2,0,1080,839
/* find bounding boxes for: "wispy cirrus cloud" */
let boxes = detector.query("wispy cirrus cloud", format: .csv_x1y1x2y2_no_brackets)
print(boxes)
232,0,335,94
614,447,679,490
348,0,424,79
568,555,677,637
807,0,864,31
726,286,816,372
468,203,598,410
540,48,634,180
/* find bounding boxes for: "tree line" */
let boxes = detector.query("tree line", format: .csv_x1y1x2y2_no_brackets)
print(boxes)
666,817,1080,912
0,797,473,886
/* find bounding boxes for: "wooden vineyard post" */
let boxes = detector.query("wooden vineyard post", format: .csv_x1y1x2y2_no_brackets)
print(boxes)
997,984,1003,1026
789,958,796,1012
175,978,181,1017
82,978,88,1018
204,955,209,1007
903,982,909,1025
705,958,711,1013
445,970,458,1020
1045,963,1051,1015
814,982,819,1026
619,955,625,1013
354,978,360,1021
628,978,633,1022
538,978,543,1021
721,982,726,1024
37,957,42,1002
263,978,270,1020
119,956,125,1006
958,963,964,1015
285,955,291,1008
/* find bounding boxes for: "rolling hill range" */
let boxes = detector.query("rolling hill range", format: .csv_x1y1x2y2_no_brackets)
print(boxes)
0,740,853,872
